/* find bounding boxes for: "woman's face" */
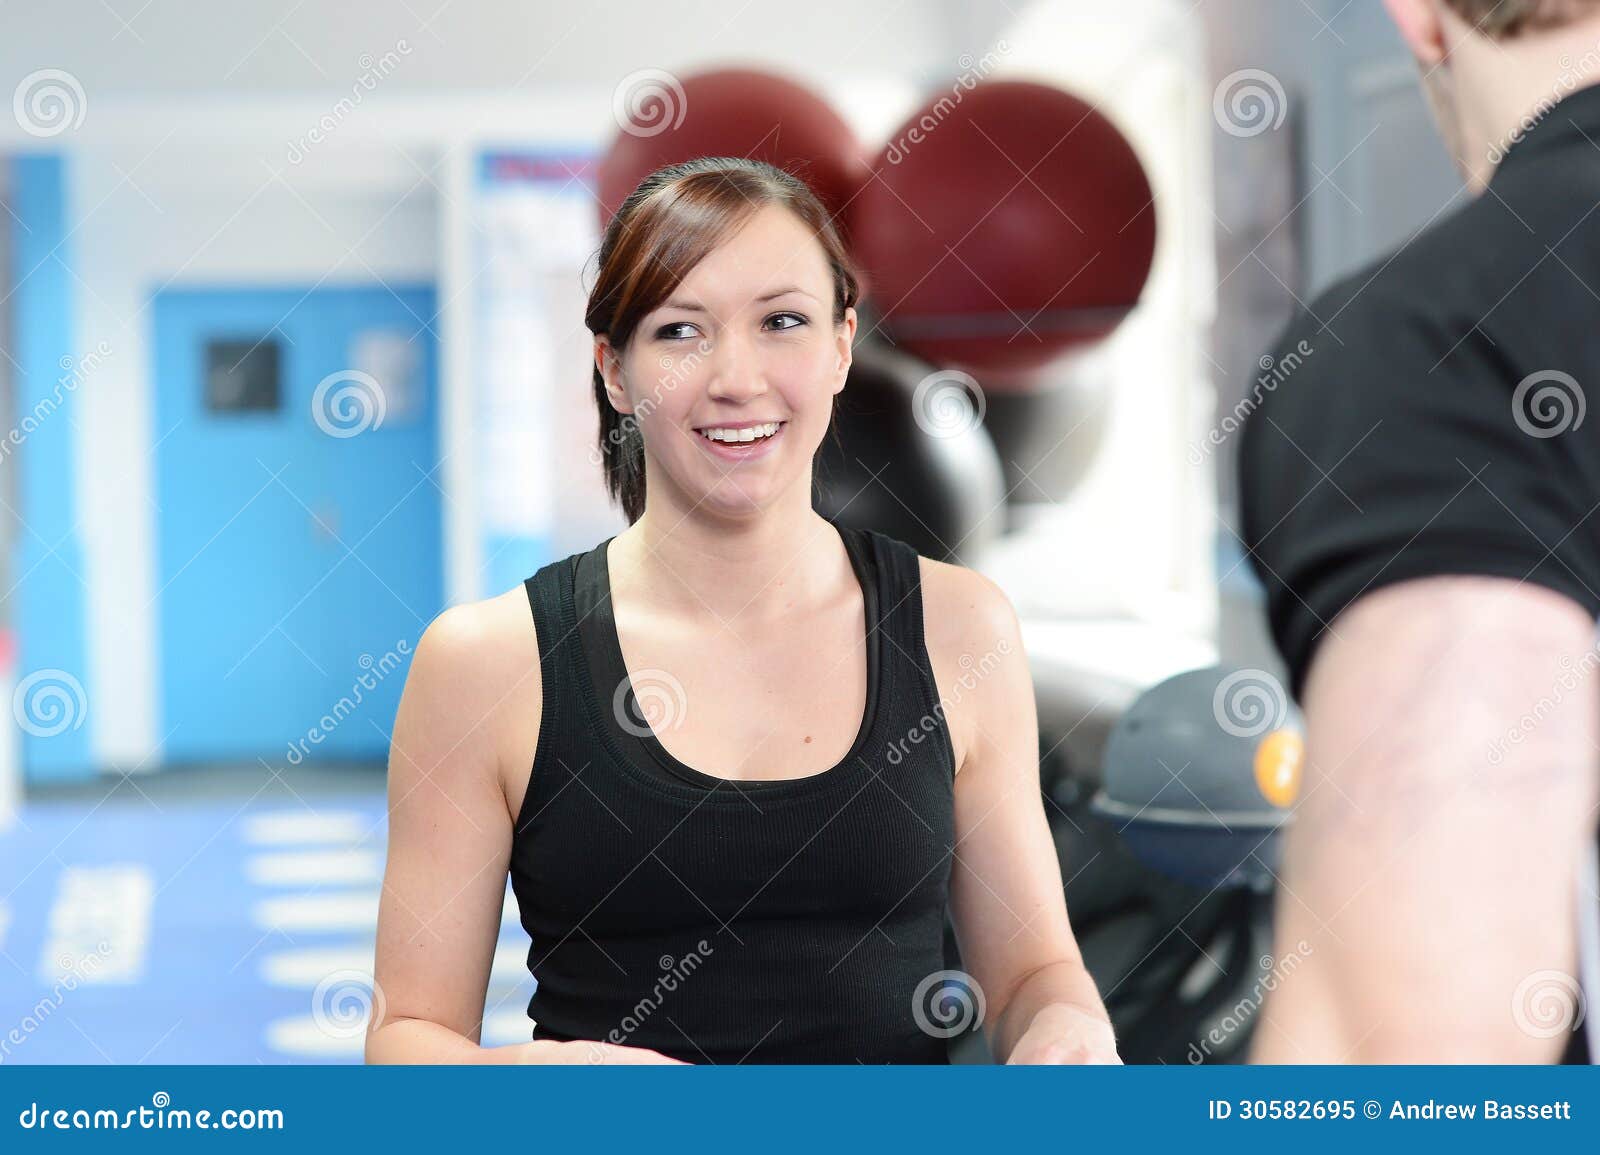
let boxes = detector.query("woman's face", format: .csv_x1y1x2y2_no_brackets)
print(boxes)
598,203,856,521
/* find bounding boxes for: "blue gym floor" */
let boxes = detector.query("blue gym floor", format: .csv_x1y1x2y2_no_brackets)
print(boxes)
0,770,535,1064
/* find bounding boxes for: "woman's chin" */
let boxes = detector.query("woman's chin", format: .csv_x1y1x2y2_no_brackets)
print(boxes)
691,471,799,520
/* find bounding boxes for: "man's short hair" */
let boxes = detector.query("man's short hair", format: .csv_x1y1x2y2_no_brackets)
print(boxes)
1446,0,1600,38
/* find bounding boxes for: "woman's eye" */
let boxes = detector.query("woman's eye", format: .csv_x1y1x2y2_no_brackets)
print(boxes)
657,314,804,341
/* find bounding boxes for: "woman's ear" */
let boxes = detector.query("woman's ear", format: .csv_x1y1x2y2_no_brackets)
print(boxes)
595,336,634,415
832,307,857,396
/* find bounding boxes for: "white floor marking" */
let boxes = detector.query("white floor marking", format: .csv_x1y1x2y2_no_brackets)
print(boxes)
252,891,379,933
259,941,529,990
242,811,375,847
245,849,382,886
38,864,152,985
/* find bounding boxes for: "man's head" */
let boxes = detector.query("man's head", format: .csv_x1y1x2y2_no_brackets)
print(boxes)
1383,0,1600,191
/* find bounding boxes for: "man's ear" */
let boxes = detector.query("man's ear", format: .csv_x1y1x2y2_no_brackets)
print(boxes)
595,337,633,415
1382,0,1449,67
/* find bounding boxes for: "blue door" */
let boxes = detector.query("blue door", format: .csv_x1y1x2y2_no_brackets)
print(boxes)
154,285,441,764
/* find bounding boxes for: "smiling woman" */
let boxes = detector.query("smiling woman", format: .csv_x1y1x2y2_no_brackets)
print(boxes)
366,156,1119,1066
585,158,859,524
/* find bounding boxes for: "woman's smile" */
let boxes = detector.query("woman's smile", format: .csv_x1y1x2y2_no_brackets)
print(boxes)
693,419,789,462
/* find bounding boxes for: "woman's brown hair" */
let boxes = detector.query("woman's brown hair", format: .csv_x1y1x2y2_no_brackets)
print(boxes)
585,156,860,525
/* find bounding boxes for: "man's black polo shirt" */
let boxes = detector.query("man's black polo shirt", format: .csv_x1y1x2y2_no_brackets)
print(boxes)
1238,81,1600,700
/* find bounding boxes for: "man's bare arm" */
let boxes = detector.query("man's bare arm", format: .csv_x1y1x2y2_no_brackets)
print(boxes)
1250,575,1599,1062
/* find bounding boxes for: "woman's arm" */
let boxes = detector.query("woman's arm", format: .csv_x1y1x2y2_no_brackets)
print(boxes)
365,601,531,1063
925,560,1121,1064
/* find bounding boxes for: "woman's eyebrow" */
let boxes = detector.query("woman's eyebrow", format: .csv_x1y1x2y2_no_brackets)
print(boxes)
661,287,815,312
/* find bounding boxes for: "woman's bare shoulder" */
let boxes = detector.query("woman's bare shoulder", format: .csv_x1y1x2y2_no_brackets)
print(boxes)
406,585,545,820
913,555,1027,776
415,585,542,688
915,554,1022,646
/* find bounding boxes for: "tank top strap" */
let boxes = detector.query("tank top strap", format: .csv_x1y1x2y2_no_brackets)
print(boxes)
846,525,925,656
523,553,584,687
843,525,957,784
518,551,590,824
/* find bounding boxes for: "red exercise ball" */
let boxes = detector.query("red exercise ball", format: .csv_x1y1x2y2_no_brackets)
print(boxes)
598,68,871,252
851,81,1156,376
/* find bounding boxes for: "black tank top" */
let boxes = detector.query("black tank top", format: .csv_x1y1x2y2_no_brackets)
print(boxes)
511,521,957,1063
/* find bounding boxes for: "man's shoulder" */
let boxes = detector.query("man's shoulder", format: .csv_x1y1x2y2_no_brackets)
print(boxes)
1300,188,1522,346
1246,186,1539,439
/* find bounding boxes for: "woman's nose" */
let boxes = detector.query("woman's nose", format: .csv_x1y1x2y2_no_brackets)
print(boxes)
705,333,764,401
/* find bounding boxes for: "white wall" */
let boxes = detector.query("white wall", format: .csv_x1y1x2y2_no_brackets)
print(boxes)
0,0,1010,96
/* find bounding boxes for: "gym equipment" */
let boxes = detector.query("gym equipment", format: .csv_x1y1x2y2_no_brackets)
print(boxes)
1091,664,1301,890
1026,665,1302,1063
597,67,871,252
813,335,1005,564
953,735,1279,1065
850,80,1156,375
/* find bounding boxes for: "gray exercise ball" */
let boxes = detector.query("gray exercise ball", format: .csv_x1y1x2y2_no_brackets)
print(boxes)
1091,664,1303,890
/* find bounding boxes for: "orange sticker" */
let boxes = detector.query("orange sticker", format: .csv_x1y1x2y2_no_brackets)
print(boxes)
1253,729,1304,809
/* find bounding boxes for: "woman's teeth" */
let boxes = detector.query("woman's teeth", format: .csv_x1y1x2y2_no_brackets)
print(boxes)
698,422,782,443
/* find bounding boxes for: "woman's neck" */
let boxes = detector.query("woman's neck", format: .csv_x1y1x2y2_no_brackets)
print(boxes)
613,490,845,628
